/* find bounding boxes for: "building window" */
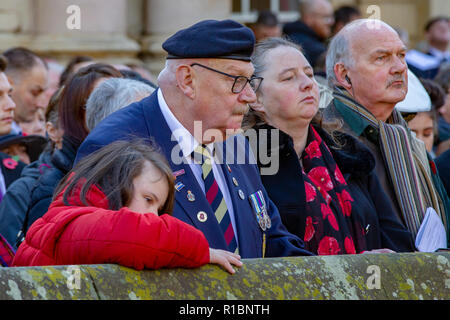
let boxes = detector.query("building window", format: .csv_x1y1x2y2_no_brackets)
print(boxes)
231,0,299,24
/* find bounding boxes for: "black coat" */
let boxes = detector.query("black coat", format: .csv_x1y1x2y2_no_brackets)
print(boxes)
252,124,415,252
24,136,79,235
0,152,26,189
0,146,53,248
282,20,327,68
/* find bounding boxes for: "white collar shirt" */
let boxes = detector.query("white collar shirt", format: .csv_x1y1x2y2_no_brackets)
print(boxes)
157,89,238,242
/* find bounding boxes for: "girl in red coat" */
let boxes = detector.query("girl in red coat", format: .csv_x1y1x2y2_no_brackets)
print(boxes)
13,139,242,274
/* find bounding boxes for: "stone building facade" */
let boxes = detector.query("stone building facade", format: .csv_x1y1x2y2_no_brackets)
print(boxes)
0,0,448,77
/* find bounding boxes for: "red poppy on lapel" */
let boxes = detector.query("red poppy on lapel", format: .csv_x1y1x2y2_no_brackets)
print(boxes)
3,157,18,170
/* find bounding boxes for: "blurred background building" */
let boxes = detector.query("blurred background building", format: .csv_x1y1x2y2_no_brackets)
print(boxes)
0,0,448,77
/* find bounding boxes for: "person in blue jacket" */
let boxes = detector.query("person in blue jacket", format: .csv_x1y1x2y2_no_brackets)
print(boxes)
76,19,313,258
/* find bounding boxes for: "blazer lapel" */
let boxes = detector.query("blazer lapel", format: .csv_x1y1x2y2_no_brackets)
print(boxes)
142,95,227,248
216,137,257,255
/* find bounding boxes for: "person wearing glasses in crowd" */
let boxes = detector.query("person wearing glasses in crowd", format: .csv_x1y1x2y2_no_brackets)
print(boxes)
76,20,313,260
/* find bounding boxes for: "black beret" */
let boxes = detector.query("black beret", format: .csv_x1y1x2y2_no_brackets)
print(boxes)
162,19,255,61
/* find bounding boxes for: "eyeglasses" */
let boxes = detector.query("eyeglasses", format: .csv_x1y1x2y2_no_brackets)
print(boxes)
190,63,263,94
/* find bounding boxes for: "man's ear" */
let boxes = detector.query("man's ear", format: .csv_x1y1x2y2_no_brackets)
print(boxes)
334,63,352,90
175,65,195,99
45,122,61,145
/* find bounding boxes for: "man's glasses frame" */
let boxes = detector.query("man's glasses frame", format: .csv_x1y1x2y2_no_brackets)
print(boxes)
190,63,263,94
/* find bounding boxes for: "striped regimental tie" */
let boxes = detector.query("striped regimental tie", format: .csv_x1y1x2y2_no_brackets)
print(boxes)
192,144,238,254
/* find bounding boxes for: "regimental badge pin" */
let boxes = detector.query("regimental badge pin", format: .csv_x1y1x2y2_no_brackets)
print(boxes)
187,190,195,202
197,211,207,222
175,182,185,192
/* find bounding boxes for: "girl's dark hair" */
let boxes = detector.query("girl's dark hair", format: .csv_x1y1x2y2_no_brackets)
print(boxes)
54,139,175,215
58,63,122,145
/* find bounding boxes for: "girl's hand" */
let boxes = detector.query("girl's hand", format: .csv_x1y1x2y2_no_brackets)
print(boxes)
209,248,243,274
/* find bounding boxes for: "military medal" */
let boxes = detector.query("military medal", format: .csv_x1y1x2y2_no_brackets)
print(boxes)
258,190,271,229
187,190,195,202
249,190,272,231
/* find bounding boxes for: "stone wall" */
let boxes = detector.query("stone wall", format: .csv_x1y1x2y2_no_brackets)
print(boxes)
1,252,449,300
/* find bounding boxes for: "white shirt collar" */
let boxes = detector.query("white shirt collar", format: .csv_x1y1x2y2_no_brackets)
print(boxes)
157,89,215,160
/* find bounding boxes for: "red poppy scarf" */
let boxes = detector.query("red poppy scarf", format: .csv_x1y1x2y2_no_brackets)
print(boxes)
301,125,367,255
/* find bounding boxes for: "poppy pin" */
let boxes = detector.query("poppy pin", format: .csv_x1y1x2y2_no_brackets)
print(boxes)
3,157,18,170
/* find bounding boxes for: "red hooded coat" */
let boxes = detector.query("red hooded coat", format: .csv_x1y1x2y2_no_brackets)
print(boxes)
12,183,210,270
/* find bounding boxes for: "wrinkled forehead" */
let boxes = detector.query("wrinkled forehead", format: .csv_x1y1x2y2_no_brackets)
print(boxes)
348,23,405,56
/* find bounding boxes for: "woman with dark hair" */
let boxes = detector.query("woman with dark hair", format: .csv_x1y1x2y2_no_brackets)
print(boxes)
58,55,94,87
244,38,414,255
13,63,122,245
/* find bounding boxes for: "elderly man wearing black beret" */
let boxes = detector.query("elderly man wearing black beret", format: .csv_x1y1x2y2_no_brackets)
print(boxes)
76,20,313,262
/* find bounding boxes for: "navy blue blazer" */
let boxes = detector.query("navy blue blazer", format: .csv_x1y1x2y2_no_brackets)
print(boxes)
76,90,312,258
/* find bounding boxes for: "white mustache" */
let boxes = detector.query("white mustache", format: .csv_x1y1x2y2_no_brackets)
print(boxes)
386,76,406,88
233,104,250,115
